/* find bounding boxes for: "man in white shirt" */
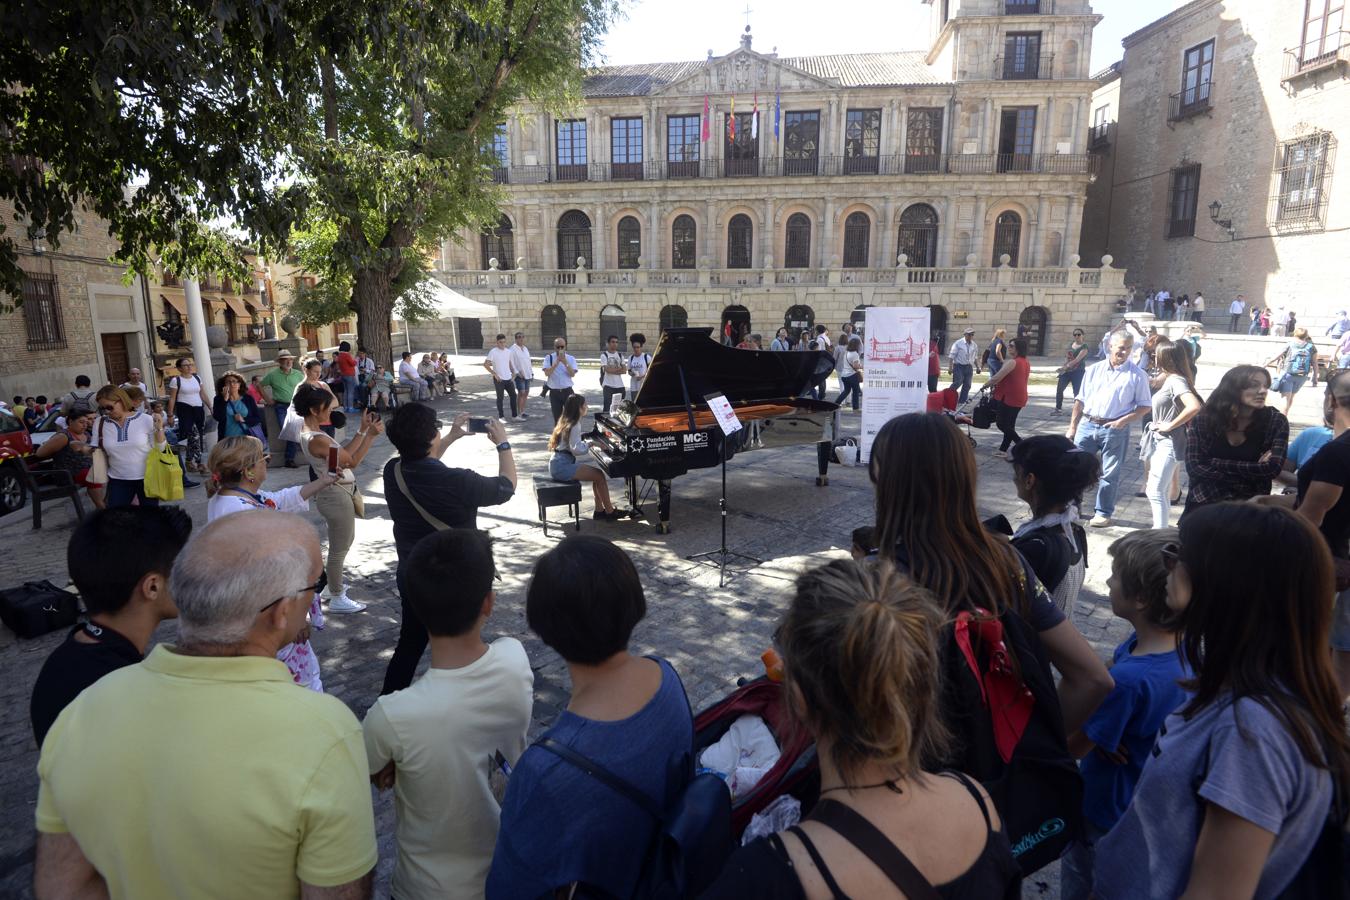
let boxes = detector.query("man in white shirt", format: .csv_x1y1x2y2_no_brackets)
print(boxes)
1229,296,1247,333
599,334,627,413
364,529,532,900
627,333,650,400
947,327,980,403
542,338,578,423
813,324,832,352
1065,331,1153,528
508,333,534,419
482,334,519,420
1191,292,1205,322
119,368,153,412
399,351,430,400
1274,306,1290,337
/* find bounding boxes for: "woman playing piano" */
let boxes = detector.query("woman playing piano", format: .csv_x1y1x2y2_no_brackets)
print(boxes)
548,394,628,520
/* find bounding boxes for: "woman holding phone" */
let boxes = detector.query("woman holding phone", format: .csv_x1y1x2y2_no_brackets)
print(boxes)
292,383,383,614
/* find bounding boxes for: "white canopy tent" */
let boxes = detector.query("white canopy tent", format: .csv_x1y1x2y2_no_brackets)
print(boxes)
398,277,501,356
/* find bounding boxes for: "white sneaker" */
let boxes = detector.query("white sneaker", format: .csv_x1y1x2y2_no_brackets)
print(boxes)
1089,515,1113,528
326,592,367,614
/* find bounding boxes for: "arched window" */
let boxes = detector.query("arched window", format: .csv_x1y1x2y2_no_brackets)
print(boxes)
784,304,814,342
600,304,627,349
992,211,1022,267
898,204,939,267
1018,306,1049,356
672,215,697,269
540,305,567,349
721,305,751,345
784,213,811,268
480,215,514,269
616,216,641,269
727,214,753,269
659,304,688,332
842,212,871,268
557,210,592,269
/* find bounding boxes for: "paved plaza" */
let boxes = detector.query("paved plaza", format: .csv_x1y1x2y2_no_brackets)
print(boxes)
0,359,1323,897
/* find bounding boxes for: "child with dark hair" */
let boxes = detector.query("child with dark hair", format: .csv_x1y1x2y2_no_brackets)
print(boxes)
363,529,532,900
29,507,192,745
1060,528,1189,899
849,525,876,560
488,535,694,899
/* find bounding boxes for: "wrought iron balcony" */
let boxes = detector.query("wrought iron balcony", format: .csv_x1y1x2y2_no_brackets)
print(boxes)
994,52,1054,81
1283,32,1350,81
1168,83,1214,122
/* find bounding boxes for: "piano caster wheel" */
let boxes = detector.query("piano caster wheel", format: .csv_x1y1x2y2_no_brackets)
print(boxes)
656,522,671,535
816,476,829,487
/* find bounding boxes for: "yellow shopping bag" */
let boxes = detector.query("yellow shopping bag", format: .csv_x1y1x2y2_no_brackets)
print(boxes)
144,443,184,501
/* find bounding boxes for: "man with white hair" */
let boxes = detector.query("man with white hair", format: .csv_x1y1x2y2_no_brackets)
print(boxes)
34,511,376,900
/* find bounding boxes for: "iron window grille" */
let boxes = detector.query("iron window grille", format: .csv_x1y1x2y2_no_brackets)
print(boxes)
480,216,515,269
672,215,697,269
1167,164,1202,237
557,210,592,268
843,213,871,268
785,214,812,268
1272,131,1336,231
617,216,642,269
727,214,753,268
21,271,66,351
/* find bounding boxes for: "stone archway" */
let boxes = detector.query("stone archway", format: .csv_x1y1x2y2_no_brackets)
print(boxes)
1018,305,1050,356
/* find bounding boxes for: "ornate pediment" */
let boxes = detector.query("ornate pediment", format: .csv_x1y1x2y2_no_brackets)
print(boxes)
651,49,840,97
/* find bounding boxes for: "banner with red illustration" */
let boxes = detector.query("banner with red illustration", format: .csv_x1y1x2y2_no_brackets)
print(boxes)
860,306,932,463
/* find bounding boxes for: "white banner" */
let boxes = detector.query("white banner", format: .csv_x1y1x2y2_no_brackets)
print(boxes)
860,307,932,463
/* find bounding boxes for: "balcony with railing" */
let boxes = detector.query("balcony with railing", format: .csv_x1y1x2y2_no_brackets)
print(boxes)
1283,32,1350,81
994,52,1054,81
1004,0,1041,13
1168,82,1214,122
1089,122,1111,149
488,153,1097,186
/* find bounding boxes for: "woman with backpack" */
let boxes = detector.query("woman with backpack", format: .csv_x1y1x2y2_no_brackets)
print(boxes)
705,559,1021,899
1266,326,1319,416
1093,503,1350,899
1006,436,1101,613
871,414,1112,731
166,356,206,474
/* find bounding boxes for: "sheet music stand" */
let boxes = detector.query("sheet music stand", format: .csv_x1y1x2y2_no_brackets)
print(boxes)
686,391,762,586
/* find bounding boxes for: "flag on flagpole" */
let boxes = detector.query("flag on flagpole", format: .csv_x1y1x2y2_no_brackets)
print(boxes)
752,93,759,140
702,95,710,142
774,92,781,142
729,95,736,141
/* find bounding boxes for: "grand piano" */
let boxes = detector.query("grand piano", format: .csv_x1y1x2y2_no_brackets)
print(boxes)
588,327,840,533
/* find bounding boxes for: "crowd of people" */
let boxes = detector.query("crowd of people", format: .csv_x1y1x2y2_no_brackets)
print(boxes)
19,309,1350,900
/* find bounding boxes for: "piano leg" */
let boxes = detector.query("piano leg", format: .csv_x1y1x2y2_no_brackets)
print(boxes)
816,439,832,487
626,476,638,512
656,479,673,534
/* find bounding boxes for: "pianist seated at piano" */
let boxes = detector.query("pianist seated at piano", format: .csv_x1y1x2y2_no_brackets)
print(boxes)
548,394,629,520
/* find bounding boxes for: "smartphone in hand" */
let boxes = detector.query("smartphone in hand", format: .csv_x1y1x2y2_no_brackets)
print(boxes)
468,417,491,434
327,445,340,475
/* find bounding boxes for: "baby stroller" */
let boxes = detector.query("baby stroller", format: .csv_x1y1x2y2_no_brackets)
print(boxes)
928,387,981,449
693,676,820,840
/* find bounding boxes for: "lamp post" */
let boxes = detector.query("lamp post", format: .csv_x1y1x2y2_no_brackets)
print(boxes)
1208,200,1235,239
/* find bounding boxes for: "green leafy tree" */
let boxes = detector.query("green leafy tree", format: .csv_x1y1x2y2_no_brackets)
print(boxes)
294,0,619,366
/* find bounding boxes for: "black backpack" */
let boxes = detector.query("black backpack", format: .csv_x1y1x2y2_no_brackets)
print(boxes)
537,737,733,899
1277,782,1350,899
931,556,1084,875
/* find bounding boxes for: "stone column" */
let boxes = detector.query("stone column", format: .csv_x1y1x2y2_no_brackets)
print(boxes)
821,198,837,268
937,197,954,266
879,197,897,268
537,110,549,167
513,203,528,268
1070,98,1084,154
705,199,717,266
542,203,555,270
648,201,661,267
762,197,775,268
982,98,994,155
183,278,216,404
593,204,607,270
972,197,988,265
1039,97,1054,159
896,101,908,167
1029,195,1047,266
1064,194,1083,264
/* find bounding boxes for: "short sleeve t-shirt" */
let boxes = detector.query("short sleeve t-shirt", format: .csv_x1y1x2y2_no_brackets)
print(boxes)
168,374,203,407
1151,374,1197,454
206,485,309,522
545,353,577,390
628,352,650,392
1288,426,1334,469
1093,695,1332,900
89,413,157,481
1079,635,1190,831
30,625,141,746
485,347,513,381
335,352,357,377
600,350,627,388
1296,430,1350,558
363,639,533,900
260,367,304,404
487,659,694,899
383,456,514,558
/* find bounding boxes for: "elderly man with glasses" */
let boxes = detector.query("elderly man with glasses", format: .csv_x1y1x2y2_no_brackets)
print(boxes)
33,511,377,900
542,337,579,423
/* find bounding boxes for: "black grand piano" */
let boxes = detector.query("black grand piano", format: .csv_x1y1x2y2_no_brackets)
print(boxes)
588,327,841,533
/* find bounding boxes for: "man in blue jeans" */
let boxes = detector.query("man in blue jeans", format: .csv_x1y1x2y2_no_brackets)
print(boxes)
947,327,981,403
1065,330,1152,527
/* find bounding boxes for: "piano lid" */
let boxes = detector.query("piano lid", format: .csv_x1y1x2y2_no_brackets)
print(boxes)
633,327,833,409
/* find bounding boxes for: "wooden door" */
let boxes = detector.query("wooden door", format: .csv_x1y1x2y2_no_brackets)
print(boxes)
101,332,130,385
301,324,319,351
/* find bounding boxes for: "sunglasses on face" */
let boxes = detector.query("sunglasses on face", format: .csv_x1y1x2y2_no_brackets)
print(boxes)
258,572,327,614
98,405,115,413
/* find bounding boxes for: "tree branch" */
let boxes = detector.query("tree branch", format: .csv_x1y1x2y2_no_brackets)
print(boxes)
463,1,542,137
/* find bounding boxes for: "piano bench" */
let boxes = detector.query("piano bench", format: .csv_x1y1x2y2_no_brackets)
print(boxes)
533,475,582,536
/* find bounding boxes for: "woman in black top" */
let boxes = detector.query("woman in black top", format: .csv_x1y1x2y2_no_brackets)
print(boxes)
1184,364,1288,514
702,559,1021,900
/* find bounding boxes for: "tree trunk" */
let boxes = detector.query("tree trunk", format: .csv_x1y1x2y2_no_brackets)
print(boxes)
352,268,397,369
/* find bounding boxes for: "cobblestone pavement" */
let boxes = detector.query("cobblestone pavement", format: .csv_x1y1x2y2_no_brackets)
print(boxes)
0,362,1323,898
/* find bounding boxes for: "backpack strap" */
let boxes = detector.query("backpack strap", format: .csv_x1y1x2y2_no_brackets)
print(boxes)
808,800,942,900
393,460,451,532
534,737,663,822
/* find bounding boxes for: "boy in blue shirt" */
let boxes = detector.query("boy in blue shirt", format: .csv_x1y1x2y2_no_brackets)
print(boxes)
1060,528,1190,900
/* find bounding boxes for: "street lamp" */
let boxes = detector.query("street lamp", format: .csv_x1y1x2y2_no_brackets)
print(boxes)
1208,200,1235,238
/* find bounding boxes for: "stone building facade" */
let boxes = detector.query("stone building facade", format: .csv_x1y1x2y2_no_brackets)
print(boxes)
427,1,1129,357
1079,0,1350,331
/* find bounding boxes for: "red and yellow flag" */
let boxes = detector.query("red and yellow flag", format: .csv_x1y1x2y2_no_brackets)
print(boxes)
729,95,736,141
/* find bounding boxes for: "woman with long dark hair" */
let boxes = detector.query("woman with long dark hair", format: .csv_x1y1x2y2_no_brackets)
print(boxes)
547,393,621,519
1007,435,1101,614
1094,503,1350,898
1143,342,1202,527
1184,365,1288,513
987,336,1030,457
871,413,1112,733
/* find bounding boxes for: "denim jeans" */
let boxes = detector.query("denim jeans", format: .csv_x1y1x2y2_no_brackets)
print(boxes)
106,478,159,508
1075,420,1132,517
494,378,519,418
1055,368,1085,410
835,373,862,410
1248,318,1262,335
272,403,297,464
950,363,973,403
341,374,358,411
1145,434,1182,528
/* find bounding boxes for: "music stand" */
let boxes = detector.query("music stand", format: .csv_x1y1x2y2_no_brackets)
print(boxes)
687,391,762,587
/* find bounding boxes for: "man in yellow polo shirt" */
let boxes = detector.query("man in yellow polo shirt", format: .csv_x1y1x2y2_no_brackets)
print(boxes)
33,511,377,899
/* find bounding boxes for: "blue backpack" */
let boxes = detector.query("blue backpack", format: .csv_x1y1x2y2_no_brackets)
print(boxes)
1290,344,1314,376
